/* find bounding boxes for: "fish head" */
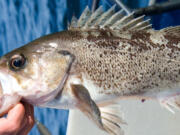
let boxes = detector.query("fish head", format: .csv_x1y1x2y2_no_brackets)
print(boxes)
0,39,74,115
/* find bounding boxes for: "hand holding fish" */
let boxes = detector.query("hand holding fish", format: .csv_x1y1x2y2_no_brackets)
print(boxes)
0,102,34,135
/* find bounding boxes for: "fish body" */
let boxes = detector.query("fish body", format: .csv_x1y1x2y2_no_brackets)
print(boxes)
39,28,180,105
0,6,180,135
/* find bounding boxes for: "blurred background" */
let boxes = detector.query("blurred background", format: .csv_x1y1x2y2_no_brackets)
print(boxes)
0,0,180,135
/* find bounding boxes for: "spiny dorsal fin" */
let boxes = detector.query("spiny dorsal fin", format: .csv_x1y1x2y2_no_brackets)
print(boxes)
94,5,116,27
102,10,124,28
130,19,151,30
114,15,145,30
68,5,152,31
84,6,104,28
69,16,78,29
111,12,134,29
77,6,92,27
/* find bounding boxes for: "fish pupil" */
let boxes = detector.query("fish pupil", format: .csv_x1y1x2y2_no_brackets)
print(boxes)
13,59,23,67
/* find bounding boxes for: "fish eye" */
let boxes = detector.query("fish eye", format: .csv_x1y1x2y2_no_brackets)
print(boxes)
9,54,27,71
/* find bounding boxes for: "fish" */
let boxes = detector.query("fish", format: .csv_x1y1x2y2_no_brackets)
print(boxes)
0,5,180,135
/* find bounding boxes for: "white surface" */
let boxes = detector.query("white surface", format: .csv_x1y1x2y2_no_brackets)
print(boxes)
67,100,180,135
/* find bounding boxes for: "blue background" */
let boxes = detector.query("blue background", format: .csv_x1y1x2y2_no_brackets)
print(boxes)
0,0,179,135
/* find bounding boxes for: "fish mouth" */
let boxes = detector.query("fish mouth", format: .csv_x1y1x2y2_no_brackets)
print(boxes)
0,70,22,116
0,70,21,95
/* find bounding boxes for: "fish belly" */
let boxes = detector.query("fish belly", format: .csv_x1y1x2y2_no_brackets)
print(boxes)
82,76,121,105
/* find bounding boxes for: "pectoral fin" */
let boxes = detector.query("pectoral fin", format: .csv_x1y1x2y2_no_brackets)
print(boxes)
71,84,104,130
71,84,126,135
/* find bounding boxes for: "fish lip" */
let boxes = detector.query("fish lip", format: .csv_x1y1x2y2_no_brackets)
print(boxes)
0,70,7,94
0,69,17,95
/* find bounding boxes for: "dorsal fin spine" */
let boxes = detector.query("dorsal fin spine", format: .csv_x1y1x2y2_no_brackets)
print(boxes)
84,6,104,28
69,16,78,29
103,10,125,28
130,19,150,30
94,5,116,27
139,24,152,30
120,15,145,30
111,12,134,29
77,6,92,27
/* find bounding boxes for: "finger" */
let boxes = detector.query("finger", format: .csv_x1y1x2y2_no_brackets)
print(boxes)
17,121,33,135
23,102,34,127
17,115,29,135
8,102,25,119
26,102,34,117
20,112,28,129
18,103,35,135
0,105,13,117
0,103,25,133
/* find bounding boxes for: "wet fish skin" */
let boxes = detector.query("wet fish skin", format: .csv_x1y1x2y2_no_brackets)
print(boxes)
37,28,180,98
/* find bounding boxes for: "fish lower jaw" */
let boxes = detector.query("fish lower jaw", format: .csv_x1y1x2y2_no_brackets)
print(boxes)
0,94,21,116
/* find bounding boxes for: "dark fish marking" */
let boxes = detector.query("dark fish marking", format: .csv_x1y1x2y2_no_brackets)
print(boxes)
141,99,145,103
59,50,72,56
164,34,180,51
131,31,151,41
164,34,180,45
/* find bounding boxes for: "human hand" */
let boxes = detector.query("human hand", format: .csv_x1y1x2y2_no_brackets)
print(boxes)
0,102,35,135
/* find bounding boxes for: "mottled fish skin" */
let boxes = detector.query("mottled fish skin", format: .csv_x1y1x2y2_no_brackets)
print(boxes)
36,28,180,99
